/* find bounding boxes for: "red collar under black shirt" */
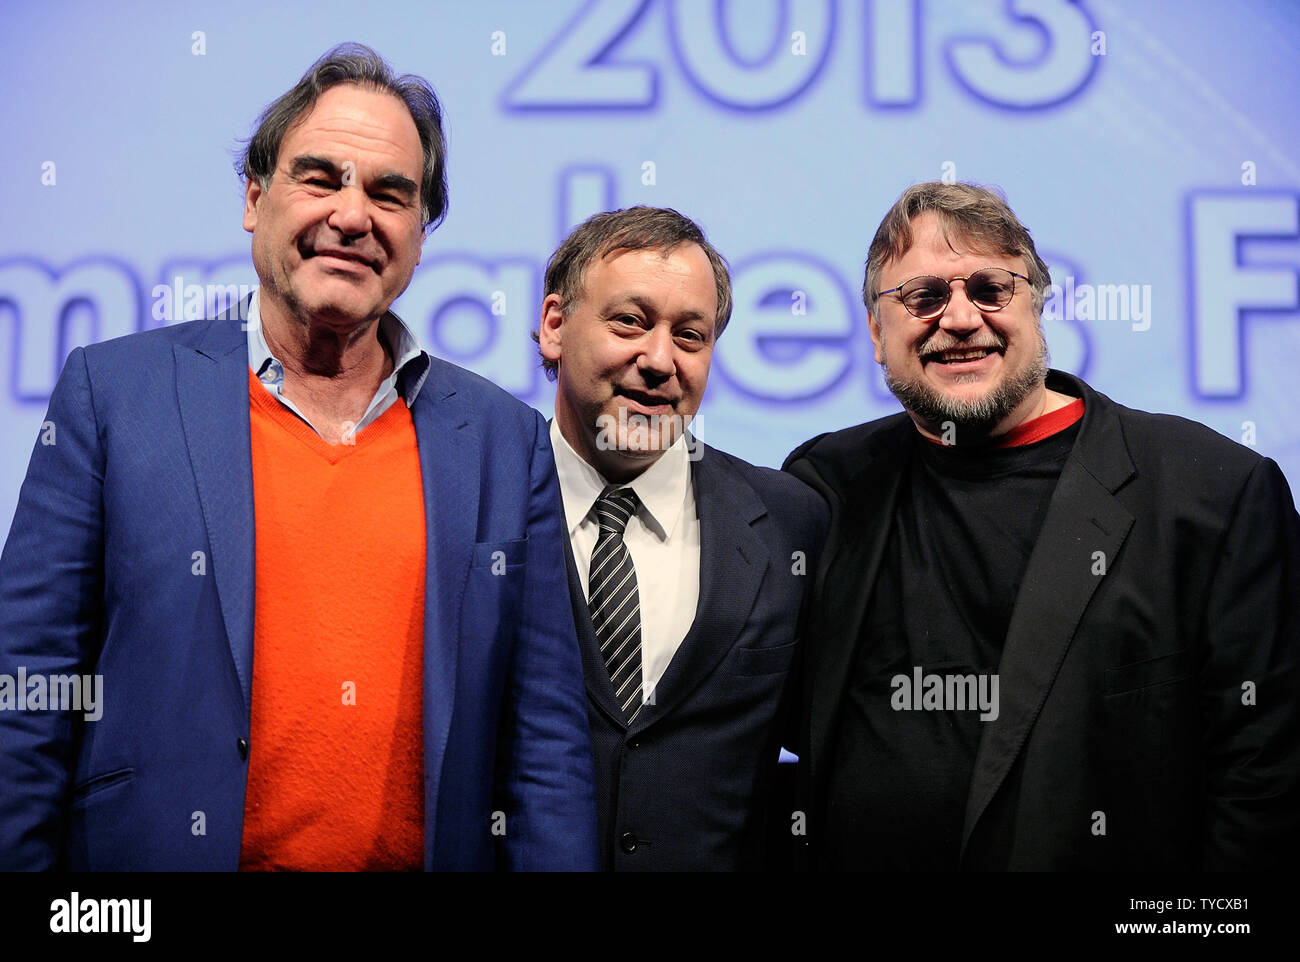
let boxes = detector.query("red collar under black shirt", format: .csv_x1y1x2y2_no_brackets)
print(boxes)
822,394,1085,871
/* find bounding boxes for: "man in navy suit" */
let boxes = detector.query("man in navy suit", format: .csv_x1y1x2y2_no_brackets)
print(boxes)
535,207,828,870
0,43,597,871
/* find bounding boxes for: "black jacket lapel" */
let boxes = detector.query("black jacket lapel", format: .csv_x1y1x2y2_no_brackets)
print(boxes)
801,422,912,818
961,375,1137,857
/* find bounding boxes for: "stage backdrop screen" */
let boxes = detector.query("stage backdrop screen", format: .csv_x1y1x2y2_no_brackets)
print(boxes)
3,0,1299,539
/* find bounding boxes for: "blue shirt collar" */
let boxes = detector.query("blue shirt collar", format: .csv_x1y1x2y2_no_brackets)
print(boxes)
244,288,431,406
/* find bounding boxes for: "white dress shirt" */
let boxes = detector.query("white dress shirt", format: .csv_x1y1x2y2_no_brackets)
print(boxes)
550,419,701,701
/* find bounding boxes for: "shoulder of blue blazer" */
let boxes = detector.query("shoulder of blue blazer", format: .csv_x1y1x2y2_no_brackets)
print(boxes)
74,311,545,436
81,313,246,373
415,352,545,430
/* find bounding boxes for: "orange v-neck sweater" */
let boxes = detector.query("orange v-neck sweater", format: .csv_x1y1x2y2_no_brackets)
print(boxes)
238,369,427,871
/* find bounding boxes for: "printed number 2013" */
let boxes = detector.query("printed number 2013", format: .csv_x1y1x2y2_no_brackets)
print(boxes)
503,0,1100,112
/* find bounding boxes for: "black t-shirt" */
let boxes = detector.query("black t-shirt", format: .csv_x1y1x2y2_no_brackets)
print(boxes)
821,415,1081,870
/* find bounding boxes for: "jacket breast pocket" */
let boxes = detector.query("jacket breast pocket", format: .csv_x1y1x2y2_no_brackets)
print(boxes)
1104,649,1192,696
722,640,798,678
462,539,529,687
470,537,527,571
463,539,528,650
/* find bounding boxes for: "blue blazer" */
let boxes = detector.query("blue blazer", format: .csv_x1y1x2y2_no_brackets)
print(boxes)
0,311,598,871
567,442,828,870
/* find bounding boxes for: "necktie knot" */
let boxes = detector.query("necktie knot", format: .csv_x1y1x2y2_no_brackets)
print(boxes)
594,486,639,537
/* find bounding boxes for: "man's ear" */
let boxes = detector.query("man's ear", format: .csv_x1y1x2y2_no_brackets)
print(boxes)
538,292,565,365
243,178,263,233
867,308,885,364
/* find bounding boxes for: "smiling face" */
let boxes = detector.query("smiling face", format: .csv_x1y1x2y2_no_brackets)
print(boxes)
539,243,717,482
868,212,1049,439
243,83,425,333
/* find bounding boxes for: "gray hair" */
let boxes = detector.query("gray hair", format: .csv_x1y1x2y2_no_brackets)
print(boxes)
236,43,448,233
863,182,1051,316
535,206,732,381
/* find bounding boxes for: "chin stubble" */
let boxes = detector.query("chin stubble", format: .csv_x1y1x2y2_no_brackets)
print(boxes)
881,328,1050,432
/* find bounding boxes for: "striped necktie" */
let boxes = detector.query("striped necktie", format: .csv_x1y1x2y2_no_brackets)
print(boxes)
588,486,644,724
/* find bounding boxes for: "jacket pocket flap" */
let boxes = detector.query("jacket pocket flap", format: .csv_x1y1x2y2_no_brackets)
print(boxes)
1105,649,1192,695
724,640,798,677
470,538,527,569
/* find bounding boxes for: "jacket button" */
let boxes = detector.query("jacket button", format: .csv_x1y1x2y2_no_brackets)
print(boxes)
628,738,640,749
620,832,638,854
237,738,249,760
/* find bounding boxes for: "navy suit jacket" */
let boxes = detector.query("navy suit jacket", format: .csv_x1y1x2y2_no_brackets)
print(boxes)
0,311,598,871
565,440,828,870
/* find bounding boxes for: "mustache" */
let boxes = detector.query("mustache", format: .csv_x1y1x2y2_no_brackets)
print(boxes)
918,333,1007,358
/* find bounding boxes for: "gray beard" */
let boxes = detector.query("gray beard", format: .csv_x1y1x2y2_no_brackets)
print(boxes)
882,341,1049,437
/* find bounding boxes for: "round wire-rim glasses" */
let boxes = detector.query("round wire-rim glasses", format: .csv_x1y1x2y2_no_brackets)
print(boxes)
878,267,1030,319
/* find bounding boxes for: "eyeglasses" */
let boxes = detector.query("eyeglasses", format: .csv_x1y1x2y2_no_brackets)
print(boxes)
877,267,1030,319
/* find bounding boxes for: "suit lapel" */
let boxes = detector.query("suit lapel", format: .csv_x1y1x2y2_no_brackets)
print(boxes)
628,443,769,733
805,422,912,810
411,361,479,850
175,317,256,716
960,376,1136,857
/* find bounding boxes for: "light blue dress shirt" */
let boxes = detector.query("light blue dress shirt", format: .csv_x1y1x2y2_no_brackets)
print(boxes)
244,289,431,438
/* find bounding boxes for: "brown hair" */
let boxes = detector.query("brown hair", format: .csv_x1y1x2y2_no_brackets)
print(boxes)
535,206,732,380
237,43,448,234
863,182,1051,316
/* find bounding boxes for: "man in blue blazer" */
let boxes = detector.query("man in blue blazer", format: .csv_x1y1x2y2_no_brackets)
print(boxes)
535,207,828,870
0,44,597,871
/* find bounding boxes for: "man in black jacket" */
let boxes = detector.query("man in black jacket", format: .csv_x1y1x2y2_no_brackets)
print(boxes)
784,181,1300,870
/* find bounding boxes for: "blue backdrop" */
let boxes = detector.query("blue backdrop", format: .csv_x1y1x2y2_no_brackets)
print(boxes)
3,0,1299,539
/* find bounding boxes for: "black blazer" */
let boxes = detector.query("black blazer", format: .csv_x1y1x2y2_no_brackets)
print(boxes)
783,371,1300,870
563,440,828,871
